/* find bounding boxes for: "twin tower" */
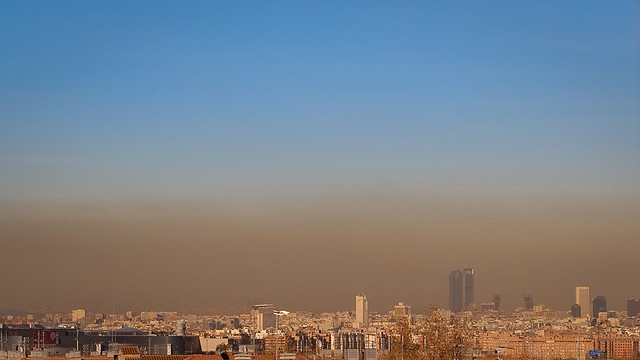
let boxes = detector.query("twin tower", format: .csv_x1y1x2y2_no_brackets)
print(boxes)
449,268,475,313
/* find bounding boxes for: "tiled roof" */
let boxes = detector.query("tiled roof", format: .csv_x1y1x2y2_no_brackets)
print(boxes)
119,347,141,356
184,355,230,360
140,355,189,360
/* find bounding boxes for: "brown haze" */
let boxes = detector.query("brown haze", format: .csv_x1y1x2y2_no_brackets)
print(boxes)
1,186,639,315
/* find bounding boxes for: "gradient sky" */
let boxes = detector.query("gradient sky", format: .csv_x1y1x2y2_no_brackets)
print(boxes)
1,1,639,315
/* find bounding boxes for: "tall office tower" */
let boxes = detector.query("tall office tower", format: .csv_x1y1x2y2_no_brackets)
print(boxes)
449,268,474,313
628,299,640,317
253,304,275,331
593,296,607,319
464,268,475,307
575,286,591,319
449,270,463,313
492,294,502,311
523,295,534,310
571,304,581,318
355,294,369,328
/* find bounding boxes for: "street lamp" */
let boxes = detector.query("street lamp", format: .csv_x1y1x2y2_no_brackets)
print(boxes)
274,310,290,360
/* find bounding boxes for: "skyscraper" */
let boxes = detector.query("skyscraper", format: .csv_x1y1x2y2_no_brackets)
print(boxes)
593,296,607,319
492,294,502,311
575,286,591,319
253,304,275,331
449,268,474,313
523,295,534,310
571,304,581,318
355,294,368,328
627,299,640,317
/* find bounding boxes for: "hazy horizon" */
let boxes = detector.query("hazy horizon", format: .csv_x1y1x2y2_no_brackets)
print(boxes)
1,1,639,316
2,186,639,315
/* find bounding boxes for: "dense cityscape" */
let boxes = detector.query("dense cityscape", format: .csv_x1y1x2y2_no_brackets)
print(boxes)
2,2,638,360
2,269,639,360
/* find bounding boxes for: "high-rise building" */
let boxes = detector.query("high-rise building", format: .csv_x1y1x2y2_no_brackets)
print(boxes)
449,268,474,313
393,302,411,320
523,295,534,310
492,294,502,311
575,286,591,319
571,304,581,318
355,294,368,328
628,299,640,317
449,271,462,313
593,296,607,319
252,304,275,331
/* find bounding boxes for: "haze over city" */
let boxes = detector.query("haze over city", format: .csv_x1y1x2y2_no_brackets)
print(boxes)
1,1,639,315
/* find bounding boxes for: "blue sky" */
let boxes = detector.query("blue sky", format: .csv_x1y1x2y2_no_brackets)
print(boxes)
1,2,639,312
2,1,638,201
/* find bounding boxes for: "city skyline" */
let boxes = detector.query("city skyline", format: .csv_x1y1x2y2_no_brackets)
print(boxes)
2,284,639,316
3,301,640,360
1,1,639,315
3,295,640,360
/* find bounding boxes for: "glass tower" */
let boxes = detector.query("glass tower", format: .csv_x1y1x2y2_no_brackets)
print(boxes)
449,268,474,313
